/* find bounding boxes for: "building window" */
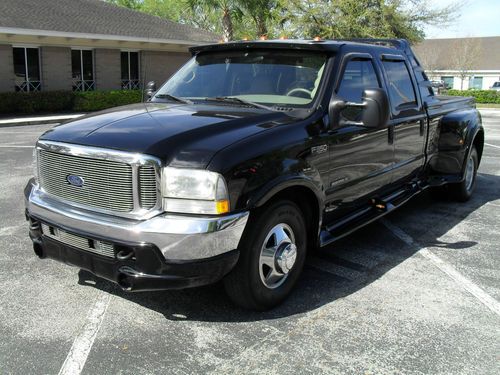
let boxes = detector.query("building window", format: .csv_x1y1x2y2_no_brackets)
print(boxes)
121,51,140,90
470,76,483,90
441,76,454,89
13,47,41,92
72,49,95,91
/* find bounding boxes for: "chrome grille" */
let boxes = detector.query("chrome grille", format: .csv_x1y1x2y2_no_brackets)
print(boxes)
41,223,115,258
38,149,134,212
36,142,161,217
139,165,157,209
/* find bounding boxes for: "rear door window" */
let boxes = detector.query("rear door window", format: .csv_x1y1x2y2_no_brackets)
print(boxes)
382,60,417,109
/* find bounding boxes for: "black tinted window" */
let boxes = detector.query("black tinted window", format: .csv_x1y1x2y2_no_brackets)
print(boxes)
338,59,380,102
156,50,327,108
382,60,416,108
337,59,380,122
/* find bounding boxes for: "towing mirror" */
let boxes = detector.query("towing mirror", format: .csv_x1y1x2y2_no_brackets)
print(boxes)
361,88,390,128
328,88,390,129
145,81,156,98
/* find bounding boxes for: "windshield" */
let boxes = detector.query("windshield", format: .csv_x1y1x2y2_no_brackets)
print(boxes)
493,82,500,87
154,50,328,108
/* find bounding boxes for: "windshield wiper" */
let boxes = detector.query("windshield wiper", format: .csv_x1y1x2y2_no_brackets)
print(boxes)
204,96,276,111
154,94,193,104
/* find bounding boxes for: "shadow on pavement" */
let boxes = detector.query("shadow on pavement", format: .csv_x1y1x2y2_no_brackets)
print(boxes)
77,172,500,322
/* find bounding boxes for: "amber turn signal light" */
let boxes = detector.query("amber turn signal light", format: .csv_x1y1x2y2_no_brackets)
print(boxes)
216,200,230,214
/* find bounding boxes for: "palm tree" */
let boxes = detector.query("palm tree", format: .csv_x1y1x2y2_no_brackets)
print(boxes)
186,0,243,42
239,0,276,38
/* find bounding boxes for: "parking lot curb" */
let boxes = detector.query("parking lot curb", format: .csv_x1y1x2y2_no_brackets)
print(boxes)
0,114,84,127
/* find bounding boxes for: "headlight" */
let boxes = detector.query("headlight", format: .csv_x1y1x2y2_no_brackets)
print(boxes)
161,167,230,215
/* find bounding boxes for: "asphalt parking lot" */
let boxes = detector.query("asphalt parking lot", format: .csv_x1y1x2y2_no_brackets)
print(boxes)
1,111,499,375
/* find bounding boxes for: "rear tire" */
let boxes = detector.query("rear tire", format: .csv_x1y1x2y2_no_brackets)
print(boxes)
430,146,478,202
224,200,307,310
449,146,478,202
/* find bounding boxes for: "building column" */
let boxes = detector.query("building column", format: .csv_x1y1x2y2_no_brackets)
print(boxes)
40,46,72,91
0,44,14,93
94,49,121,90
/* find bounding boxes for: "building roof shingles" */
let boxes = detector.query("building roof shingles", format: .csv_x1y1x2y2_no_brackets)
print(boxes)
0,0,218,43
414,36,500,71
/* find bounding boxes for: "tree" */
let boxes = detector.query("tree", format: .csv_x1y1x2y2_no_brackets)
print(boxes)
105,0,462,43
451,38,482,90
106,0,143,10
186,0,244,42
275,0,462,43
414,41,444,79
239,1,278,38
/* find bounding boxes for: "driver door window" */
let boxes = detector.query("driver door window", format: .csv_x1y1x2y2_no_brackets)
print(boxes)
337,58,380,122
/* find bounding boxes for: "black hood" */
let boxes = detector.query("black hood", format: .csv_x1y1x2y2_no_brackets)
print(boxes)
40,102,294,168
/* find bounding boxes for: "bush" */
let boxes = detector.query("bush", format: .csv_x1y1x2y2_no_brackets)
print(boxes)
0,89,143,115
0,91,75,114
73,90,142,112
444,89,500,104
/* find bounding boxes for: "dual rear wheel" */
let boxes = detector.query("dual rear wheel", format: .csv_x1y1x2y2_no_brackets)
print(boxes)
433,145,479,202
225,146,479,310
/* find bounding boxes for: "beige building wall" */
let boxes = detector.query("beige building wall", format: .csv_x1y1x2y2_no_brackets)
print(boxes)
95,49,121,90
0,44,14,92
141,51,190,86
0,43,192,93
41,46,72,91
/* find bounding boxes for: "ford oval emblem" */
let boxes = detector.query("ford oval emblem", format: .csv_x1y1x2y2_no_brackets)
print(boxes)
67,174,85,187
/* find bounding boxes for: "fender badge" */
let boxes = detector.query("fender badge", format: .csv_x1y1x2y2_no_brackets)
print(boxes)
311,144,328,155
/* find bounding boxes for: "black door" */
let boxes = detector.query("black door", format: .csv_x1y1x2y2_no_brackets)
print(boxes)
380,55,427,184
325,54,394,220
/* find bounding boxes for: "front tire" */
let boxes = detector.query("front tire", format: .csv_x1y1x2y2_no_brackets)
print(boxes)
224,200,307,310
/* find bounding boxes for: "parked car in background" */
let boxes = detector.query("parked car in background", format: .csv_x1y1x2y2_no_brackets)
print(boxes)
490,81,500,90
25,38,484,310
431,80,445,89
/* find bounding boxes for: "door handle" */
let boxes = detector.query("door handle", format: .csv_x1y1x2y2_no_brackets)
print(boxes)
420,120,425,136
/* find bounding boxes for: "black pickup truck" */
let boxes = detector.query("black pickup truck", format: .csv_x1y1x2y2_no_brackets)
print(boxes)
25,39,484,310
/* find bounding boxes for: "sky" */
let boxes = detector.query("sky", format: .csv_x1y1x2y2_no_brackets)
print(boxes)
424,0,500,39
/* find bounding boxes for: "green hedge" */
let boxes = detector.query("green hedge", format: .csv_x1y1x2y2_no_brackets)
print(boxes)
73,90,142,112
444,89,500,104
0,90,143,115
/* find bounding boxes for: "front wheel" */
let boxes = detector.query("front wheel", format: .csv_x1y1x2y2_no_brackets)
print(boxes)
224,200,307,310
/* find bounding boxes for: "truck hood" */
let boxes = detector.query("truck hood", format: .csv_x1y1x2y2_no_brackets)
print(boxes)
40,102,294,168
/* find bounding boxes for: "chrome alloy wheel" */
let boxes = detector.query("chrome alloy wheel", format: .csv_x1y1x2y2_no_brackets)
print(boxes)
259,223,297,289
465,152,475,192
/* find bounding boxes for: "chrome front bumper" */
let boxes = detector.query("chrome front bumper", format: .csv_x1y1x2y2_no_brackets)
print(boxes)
24,179,249,261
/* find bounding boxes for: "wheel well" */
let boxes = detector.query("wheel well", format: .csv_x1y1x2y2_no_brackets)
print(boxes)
473,130,484,163
260,186,321,249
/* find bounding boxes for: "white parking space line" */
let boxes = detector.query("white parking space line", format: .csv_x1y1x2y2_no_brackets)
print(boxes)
58,293,111,375
381,219,500,317
485,143,500,150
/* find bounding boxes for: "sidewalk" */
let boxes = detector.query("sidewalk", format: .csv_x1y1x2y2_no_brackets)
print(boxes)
0,113,84,127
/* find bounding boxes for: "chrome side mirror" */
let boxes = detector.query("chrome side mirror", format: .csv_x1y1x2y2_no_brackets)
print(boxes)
145,81,156,99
